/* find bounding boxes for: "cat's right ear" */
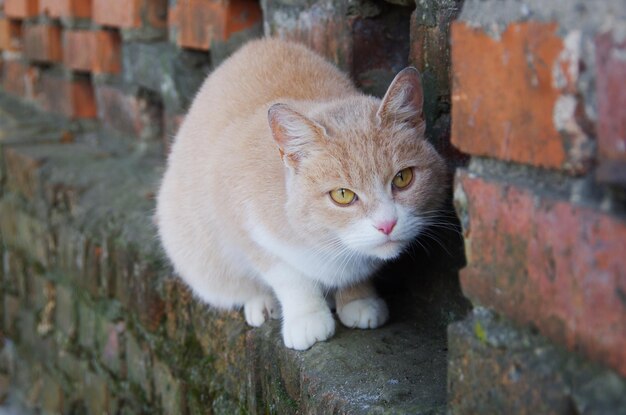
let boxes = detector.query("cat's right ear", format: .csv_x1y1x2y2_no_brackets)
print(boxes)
377,67,425,134
268,103,325,168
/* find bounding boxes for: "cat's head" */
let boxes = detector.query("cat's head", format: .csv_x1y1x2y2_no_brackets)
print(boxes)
268,68,447,260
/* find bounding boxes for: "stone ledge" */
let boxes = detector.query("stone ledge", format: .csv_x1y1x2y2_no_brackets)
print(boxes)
448,308,626,415
0,91,470,414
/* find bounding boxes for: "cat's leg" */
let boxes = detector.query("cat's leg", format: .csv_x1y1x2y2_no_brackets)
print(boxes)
243,294,280,327
263,263,335,350
335,280,389,329
174,250,278,327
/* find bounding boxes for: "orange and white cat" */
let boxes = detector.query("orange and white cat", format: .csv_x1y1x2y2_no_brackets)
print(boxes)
156,38,446,350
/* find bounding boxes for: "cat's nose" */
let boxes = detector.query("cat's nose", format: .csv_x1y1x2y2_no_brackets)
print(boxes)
375,219,397,235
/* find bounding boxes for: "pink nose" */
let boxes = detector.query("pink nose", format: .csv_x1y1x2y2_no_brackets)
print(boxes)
375,219,397,235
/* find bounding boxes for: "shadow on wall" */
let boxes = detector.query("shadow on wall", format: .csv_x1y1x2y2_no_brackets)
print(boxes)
376,196,470,328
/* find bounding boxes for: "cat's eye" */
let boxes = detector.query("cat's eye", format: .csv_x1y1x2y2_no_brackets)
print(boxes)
329,188,357,205
392,167,413,189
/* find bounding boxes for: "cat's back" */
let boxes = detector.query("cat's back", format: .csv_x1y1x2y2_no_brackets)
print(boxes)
179,38,357,142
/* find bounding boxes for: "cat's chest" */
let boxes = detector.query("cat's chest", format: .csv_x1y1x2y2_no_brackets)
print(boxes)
248,222,379,286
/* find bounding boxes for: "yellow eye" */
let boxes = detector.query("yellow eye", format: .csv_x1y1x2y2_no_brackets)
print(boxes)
329,188,356,205
392,167,413,189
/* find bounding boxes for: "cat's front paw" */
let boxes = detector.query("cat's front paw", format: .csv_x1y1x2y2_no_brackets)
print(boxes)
244,295,279,327
337,297,389,329
282,309,335,350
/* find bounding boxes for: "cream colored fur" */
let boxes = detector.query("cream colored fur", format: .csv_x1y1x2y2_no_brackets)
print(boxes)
156,38,446,350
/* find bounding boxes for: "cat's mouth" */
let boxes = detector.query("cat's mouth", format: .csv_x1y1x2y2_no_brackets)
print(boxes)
370,239,405,260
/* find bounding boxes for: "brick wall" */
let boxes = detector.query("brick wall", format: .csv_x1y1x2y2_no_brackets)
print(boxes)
0,0,624,414
448,0,626,413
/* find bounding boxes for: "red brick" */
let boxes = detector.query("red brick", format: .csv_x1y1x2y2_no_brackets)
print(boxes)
23,23,62,63
93,0,166,29
2,59,39,98
455,171,626,376
451,22,592,173
0,18,23,51
4,146,45,200
260,7,350,73
40,0,91,19
63,29,121,74
1,59,26,96
171,0,261,50
94,83,162,139
595,32,626,184
35,71,96,119
5,0,39,18
101,321,126,374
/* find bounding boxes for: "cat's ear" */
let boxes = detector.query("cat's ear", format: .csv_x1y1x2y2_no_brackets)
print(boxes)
268,103,325,167
377,67,425,133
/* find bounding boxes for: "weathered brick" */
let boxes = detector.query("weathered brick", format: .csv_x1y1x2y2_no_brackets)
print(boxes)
25,270,47,312
3,294,20,338
0,198,49,265
3,145,44,201
1,59,26,97
448,308,626,415
15,310,37,354
450,21,592,173
264,0,350,69
56,226,87,285
110,248,165,333
94,82,162,140
83,371,111,415
57,350,87,382
93,0,166,29
0,374,9,404
350,6,411,97
1,58,39,98
409,0,467,165
77,300,96,349
0,17,23,51
54,283,76,340
99,320,125,375
82,239,106,297
170,0,261,51
126,332,152,398
455,170,626,376
263,0,409,97
35,71,97,119
40,0,91,19
192,303,248,401
62,29,121,74
153,359,185,414
11,352,44,407
595,31,626,185
24,24,62,62
40,373,64,414
132,265,165,332
5,0,39,18
121,41,210,112
112,248,132,307
2,250,28,296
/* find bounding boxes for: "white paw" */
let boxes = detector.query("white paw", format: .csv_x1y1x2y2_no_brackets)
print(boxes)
244,295,279,327
282,309,335,350
337,297,389,329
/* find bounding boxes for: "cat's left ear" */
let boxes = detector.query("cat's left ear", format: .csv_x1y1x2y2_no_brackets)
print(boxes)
377,67,425,133
268,103,326,168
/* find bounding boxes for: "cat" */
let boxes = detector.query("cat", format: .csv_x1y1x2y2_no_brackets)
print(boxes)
156,38,446,350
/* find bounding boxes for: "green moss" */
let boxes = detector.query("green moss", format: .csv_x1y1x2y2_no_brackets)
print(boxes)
269,376,298,414
474,321,488,344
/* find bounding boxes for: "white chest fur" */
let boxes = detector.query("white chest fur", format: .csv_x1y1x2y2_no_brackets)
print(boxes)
247,220,381,287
